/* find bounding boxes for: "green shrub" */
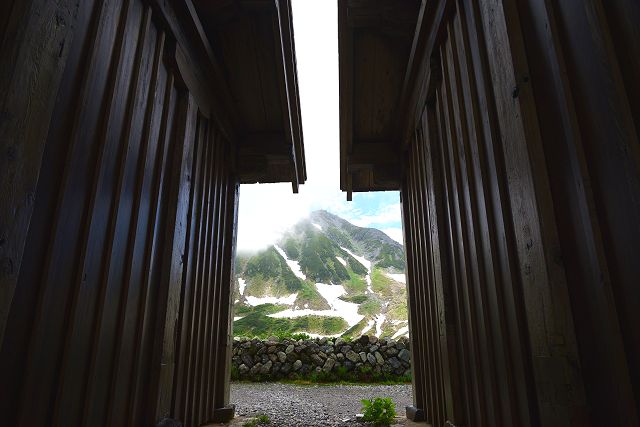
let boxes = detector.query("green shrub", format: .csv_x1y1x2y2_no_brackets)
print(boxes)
361,397,396,426
242,414,270,427
256,414,270,424
290,332,310,340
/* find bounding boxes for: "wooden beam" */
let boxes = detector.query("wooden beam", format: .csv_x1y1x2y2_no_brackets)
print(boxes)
395,0,451,148
349,141,400,167
339,0,354,192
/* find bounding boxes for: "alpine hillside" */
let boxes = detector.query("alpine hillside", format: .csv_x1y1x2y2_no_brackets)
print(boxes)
233,210,409,339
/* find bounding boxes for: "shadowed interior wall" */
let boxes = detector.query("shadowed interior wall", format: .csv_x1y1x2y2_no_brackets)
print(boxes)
0,0,239,425
400,0,639,426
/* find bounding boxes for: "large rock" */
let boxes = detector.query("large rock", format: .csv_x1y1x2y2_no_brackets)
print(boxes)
285,344,295,354
374,351,385,365
277,351,287,363
345,350,360,363
367,353,377,366
322,358,336,372
311,354,324,366
398,348,411,363
241,354,254,368
286,351,298,362
293,359,303,370
250,363,263,375
359,352,367,363
260,360,272,374
238,364,249,375
335,337,345,347
385,347,398,357
388,357,401,369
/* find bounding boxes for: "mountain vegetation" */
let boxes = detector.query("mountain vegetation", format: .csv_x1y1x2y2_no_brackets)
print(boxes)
233,210,408,339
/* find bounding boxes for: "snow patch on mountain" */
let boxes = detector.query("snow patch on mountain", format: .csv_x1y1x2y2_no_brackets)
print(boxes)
268,282,364,327
245,293,298,306
385,273,406,284
312,223,323,231
274,244,306,280
360,319,375,336
335,256,347,267
341,247,373,293
238,277,247,295
392,326,409,339
374,314,386,338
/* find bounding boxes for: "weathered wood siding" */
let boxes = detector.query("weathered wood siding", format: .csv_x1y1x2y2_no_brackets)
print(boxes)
401,0,639,426
0,0,239,425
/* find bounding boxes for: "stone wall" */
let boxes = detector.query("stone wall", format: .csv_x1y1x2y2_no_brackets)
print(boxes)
231,335,411,381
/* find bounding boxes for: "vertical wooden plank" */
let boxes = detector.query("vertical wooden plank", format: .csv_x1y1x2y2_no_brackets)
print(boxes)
461,1,538,423
401,174,425,414
435,87,474,424
9,0,134,423
440,41,478,425
54,5,154,424
476,0,587,423
183,114,212,427
208,134,227,419
146,91,197,424
192,117,213,424
446,15,504,424
423,102,466,424
172,105,209,425
107,68,176,427
410,132,435,423
0,0,82,347
414,125,445,425
87,25,167,426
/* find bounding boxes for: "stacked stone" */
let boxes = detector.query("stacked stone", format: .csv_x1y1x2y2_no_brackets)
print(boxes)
231,335,411,381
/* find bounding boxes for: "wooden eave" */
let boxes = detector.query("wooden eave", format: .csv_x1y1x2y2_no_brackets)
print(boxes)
338,0,422,197
192,0,306,192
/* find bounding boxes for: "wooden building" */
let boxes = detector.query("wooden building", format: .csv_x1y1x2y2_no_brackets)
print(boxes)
339,0,640,426
0,0,304,426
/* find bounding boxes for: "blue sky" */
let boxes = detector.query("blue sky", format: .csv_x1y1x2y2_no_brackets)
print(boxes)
236,1,403,252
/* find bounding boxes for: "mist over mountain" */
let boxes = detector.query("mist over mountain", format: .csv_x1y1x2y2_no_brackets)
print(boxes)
232,210,408,339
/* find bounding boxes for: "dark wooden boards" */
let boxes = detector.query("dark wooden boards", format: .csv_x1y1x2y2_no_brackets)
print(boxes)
342,0,640,425
338,0,421,193
0,0,304,426
192,0,306,190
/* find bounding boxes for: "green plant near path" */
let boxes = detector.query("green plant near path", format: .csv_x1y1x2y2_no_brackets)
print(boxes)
242,414,270,427
361,397,396,426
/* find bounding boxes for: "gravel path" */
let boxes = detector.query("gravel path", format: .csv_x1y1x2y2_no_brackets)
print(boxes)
230,382,413,426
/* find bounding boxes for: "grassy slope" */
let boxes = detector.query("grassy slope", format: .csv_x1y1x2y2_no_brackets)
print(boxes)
233,304,347,338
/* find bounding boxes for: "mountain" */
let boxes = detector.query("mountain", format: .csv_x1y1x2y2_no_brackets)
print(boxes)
232,210,409,340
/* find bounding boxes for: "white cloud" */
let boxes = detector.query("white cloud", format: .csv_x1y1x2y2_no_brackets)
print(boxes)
346,203,402,228
382,228,404,245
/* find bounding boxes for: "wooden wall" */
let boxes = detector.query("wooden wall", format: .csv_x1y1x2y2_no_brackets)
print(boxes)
0,0,239,426
401,0,640,426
